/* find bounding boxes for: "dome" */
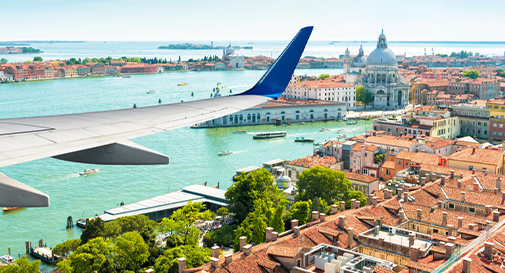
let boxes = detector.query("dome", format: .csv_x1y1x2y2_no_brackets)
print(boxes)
225,44,235,55
276,174,292,188
345,47,350,55
352,45,367,68
367,30,397,66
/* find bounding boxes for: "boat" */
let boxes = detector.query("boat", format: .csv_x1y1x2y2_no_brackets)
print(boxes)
313,142,326,146
218,150,233,156
1,255,14,265
122,75,133,78
319,128,331,132
147,90,156,94
336,128,345,132
76,218,87,228
2,207,22,212
79,168,99,176
301,122,306,125
178,83,189,86
294,137,315,143
233,130,247,134
253,131,287,139
337,134,347,139
346,121,357,125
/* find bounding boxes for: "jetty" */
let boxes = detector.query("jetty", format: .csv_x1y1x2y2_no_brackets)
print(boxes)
99,185,228,222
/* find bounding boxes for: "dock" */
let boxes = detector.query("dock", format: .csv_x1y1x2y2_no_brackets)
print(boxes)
99,185,228,222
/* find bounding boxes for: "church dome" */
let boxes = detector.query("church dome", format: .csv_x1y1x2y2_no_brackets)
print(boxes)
352,45,367,68
224,44,235,55
276,174,292,188
367,30,397,66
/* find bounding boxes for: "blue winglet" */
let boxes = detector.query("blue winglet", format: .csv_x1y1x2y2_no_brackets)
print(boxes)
238,26,313,99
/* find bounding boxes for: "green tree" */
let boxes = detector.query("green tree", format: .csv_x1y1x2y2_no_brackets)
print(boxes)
0,256,40,273
311,197,330,215
251,203,268,245
295,167,352,206
102,221,121,239
233,214,253,252
463,70,479,79
0,58,7,63
289,200,312,225
140,224,157,248
216,207,229,216
52,239,81,257
154,245,211,273
115,232,149,271
318,74,330,80
57,237,114,273
33,56,43,62
113,215,157,234
80,218,105,245
475,52,480,57
271,199,286,233
158,201,206,246
347,191,367,208
356,85,373,106
203,224,235,247
225,169,285,223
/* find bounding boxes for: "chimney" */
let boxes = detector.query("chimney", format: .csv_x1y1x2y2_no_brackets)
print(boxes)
210,257,219,269
462,258,472,273
409,232,415,247
331,204,338,214
339,216,346,229
384,189,392,199
447,225,453,237
243,244,252,256
271,232,278,241
340,201,346,212
441,176,446,186
347,228,354,249
178,258,187,273
410,245,420,262
211,245,220,258
351,199,356,209
312,211,319,222
448,236,456,244
369,194,374,204
473,182,480,192
420,177,426,186
431,172,436,182
438,200,443,209
398,188,403,198
485,242,494,259
372,196,378,207
460,172,463,178
442,212,448,226
425,174,430,183
468,223,476,230
403,191,409,202
417,209,422,220
291,219,298,230
485,169,489,176
458,180,462,188
225,253,233,264
458,217,463,229
497,178,502,192
356,201,361,208
399,210,405,222
445,243,455,259
293,226,300,237
493,211,500,222
265,227,273,242
461,192,466,202
494,188,499,195
450,170,455,179
320,213,326,222
502,193,505,203
485,205,492,215
239,236,247,252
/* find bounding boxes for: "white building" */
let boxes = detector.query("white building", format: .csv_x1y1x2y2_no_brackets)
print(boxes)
193,97,347,128
222,44,244,69
282,76,357,109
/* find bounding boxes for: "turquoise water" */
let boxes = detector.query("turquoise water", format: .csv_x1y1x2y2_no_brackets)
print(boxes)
0,69,372,256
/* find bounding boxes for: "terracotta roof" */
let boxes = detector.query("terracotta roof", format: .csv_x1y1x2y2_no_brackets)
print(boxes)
288,155,337,169
351,144,379,152
406,260,435,272
396,151,417,160
457,228,482,237
266,245,300,258
411,153,441,166
365,136,414,148
343,171,379,183
430,245,446,254
373,265,395,273
381,161,395,169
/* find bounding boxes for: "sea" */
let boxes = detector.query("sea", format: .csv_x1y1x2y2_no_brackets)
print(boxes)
0,40,503,260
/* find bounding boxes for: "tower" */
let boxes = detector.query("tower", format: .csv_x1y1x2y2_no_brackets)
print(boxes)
343,47,351,74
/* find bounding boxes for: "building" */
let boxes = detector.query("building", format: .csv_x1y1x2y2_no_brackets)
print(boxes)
448,147,504,174
222,44,244,69
349,144,380,176
448,78,500,100
410,80,449,105
87,62,105,75
282,77,357,108
194,98,347,128
378,160,396,182
285,155,340,181
486,98,505,140
452,100,489,139
77,65,91,76
343,31,409,110
343,171,380,195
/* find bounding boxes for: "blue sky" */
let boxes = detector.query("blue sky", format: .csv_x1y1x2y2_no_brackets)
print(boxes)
2,0,504,41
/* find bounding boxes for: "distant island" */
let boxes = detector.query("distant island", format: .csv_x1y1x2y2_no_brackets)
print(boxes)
0,40,84,44
158,43,252,50
0,47,42,54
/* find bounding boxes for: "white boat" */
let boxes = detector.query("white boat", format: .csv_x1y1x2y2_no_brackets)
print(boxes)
147,90,156,94
1,255,14,265
336,128,345,132
253,131,287,139
319,128,331,132
218,150,233,156
123,75,133,78
79,168,99,176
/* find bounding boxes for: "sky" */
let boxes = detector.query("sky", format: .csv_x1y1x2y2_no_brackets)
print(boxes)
2,0,505,42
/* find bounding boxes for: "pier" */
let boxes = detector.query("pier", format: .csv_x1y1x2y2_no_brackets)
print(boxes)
99,185,228,222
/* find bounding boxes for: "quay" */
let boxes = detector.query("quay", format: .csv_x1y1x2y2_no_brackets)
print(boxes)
99,185,228,222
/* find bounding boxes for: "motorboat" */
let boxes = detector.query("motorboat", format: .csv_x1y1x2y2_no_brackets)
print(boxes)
336,128,345,132
233,130,247,134
178,83,189,86
122,75,133,78
294,137,314,143
76,218,87,228
253,131,287,139
301,122,306,125
2,207,22,212
319,128,330,132
1,255,14,265
79,168,99,176
313,142,326,146
218,150,233,156
147,90,156,94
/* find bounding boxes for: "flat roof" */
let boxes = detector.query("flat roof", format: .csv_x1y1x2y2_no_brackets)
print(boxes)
263,158,286,165
236,166,262,173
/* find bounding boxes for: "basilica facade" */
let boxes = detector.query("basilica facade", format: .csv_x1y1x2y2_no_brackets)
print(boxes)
343,31,409,109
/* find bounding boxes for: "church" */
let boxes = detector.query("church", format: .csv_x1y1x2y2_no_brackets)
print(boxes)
343,31,409,110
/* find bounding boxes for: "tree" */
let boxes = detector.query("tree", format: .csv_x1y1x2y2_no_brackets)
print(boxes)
0,256,40,273
80,218,105,245
115,232,149,271
475,52,480,57
154,245,211,273
203,224,235,247
271,199,286,233
233,214,253,252
289,200,312,225
33,56,42,62
217,207,229,216
356,85,373,106
347,191,367,208
57,237,114,273
225,169,285,223
52,239,81,257
295,167,352,206
113,215,157,234
463,70,479,79
140,224,157,248
311,197,330,215
0,58,7,64
158,201,207,246
251,203,268,245
318,74,330,80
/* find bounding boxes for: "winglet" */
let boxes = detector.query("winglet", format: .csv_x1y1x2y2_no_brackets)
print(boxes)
239,26,313,98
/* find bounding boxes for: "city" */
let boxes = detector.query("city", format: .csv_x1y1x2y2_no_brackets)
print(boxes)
2,1,505,273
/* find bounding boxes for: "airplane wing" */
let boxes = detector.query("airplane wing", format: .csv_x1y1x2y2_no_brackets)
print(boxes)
0,26,313,207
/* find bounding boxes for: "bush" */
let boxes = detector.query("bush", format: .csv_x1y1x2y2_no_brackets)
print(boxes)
203,225,236,247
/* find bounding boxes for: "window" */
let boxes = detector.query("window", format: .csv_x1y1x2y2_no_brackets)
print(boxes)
398,160,402,166
469,165,473,170
501,124,504,129
494,131,498,135
484,123,487,126
500,132,503,136
386,169,390,175
448,203,455,209
469,207,476,213
494,124,498,128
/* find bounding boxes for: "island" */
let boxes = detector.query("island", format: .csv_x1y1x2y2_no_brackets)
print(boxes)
0,47,42,54
158,43,251,50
